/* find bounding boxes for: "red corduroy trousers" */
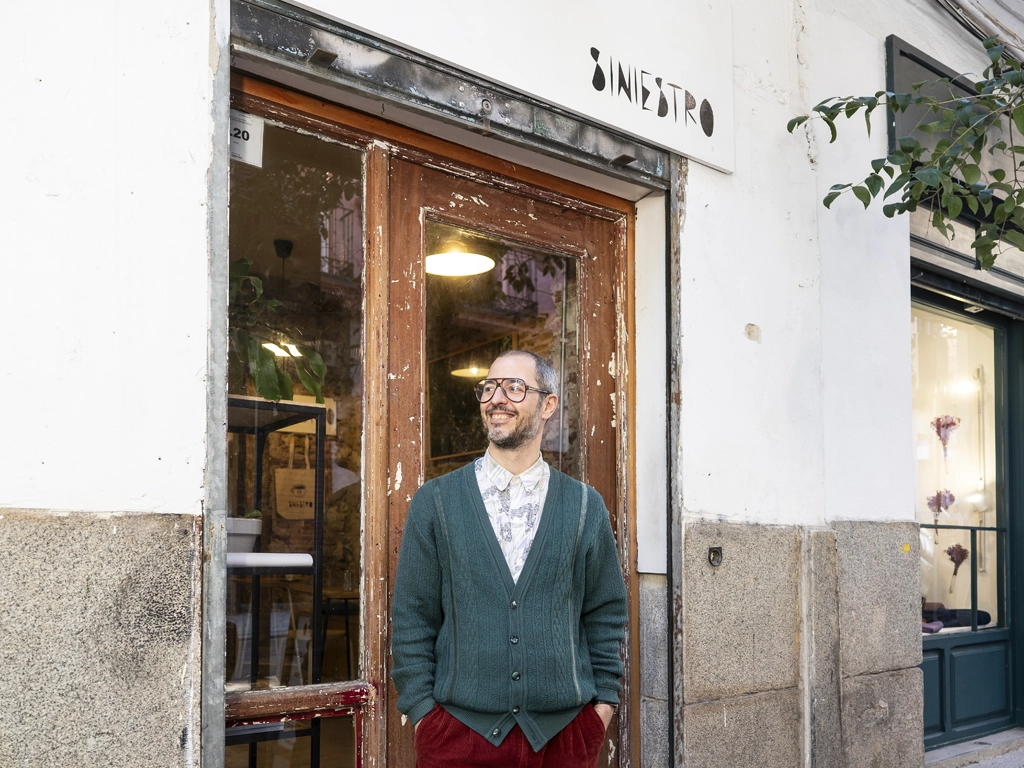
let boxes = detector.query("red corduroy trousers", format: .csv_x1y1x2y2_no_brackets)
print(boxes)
414,704,606,768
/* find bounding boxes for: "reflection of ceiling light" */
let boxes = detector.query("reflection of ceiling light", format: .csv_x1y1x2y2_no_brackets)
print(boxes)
451,366,487,378
425,241,495,276
263,343,290,357
953,380,980,395
263,342,304,358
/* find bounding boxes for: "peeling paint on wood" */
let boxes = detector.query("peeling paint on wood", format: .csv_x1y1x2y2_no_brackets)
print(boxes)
225,681,373,724
232,75,641,767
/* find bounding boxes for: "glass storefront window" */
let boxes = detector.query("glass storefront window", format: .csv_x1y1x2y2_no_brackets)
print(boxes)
913,303,1001,631
226,117,365,718
423,221,579,481
225,714,357,767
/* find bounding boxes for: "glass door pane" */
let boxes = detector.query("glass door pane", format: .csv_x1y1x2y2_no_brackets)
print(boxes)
424,220,579,481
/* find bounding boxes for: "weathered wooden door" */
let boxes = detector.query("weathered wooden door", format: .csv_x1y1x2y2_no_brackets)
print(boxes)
226,75,636,768
381,154,633,766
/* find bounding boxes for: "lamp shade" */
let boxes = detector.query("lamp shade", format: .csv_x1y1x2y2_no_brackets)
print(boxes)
425,240,495,276
450,366,487,378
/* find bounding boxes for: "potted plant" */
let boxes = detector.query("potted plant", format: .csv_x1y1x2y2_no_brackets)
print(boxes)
226,507,263,553
228,257,327,403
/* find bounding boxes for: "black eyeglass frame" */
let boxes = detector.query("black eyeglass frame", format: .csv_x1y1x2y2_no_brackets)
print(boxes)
474,377,554,403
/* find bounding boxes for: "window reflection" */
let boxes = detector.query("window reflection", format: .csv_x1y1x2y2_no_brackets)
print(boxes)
424,221,579,480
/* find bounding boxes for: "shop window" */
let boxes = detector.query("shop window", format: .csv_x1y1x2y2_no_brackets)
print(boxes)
226,119,364,765
913,303,1003,632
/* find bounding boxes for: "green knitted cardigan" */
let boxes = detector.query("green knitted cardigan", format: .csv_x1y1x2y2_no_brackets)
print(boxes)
390,461,627,751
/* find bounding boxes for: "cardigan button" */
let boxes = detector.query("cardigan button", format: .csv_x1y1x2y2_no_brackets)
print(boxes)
492,729,501,737
512,671,521,681
510,636,519,644
510,600,518,609
513,706,520,714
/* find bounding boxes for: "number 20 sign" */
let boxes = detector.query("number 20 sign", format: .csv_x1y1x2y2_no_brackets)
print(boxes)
230,110,264,168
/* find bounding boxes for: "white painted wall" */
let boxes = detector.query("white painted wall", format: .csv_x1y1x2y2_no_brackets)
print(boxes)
677,0,825,526
635,194,668,572
0,0,991,532
811,0,989,524
676,0,989,526
0,2,226,514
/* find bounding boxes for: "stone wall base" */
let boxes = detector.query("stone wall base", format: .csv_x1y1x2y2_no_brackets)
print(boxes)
641,518,922,767
0,508,202,767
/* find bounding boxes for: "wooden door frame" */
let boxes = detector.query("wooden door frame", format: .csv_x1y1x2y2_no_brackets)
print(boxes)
229,73,640,767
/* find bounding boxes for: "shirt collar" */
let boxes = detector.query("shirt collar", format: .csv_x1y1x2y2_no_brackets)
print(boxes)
482,448,548,492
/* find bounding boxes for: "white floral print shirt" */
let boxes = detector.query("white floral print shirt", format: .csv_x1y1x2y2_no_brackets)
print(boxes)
475,449,550,583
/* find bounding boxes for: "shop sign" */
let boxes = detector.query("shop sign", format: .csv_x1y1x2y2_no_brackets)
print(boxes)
297,0,735,172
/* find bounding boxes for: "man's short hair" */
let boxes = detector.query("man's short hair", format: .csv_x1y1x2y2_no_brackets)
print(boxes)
494,350,558,396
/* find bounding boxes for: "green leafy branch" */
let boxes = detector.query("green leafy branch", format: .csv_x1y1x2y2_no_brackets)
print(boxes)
228,258,326,403
787,37,1024,269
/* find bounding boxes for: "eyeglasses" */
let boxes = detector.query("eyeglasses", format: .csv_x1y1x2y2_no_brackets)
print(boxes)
474,378,553,403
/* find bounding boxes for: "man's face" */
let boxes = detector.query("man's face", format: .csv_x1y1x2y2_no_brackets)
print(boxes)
479,355,548,451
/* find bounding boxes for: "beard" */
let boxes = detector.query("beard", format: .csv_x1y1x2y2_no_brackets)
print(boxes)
484,399,544,451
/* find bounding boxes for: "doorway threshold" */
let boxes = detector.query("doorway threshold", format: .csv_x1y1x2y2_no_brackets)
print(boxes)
926,728,1024,768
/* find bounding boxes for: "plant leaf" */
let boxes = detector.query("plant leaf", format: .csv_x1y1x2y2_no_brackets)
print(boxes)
961,164,982,185
275,365,293,402
1013,105,1024,139
956,103,975,126
898,136,920,153
787,115,810,133
1004,230,1024,251
822,115,837,143
295,346,327,403
915,167,943,187
247,338,282,402
852,186,871,209
887,151,910,167
823,191,841,209
885,173,911,199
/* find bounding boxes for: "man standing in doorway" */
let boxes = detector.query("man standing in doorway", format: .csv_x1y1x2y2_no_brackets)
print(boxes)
391,350,628,767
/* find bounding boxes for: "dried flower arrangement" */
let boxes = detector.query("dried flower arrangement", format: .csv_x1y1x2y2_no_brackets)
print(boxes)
931,415,961,460
946,543,969,594
926,489,955,543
